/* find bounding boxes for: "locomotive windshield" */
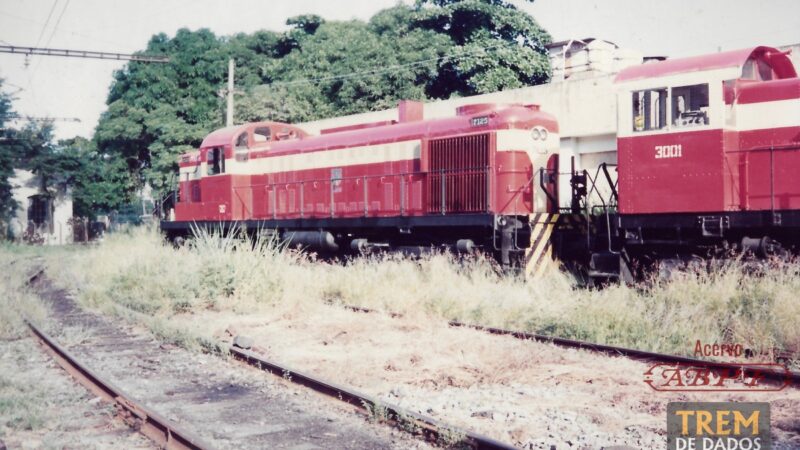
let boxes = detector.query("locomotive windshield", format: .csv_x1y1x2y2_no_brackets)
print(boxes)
207,147,225,175
632,88,667,132
235,132,248,150
632,84,710,131
253,127,271,143
742,56,774,81
671,84,709,127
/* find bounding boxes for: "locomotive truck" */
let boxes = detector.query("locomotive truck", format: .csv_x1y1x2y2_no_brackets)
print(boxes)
161,45,800,283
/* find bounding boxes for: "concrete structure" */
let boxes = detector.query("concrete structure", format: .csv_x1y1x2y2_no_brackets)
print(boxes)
9,169,73,244
547,38,645,81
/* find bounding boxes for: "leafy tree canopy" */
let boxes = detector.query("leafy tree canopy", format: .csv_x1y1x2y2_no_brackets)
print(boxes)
90,0,551,213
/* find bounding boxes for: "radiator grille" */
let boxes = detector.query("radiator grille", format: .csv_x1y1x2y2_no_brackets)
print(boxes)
428,134,489,213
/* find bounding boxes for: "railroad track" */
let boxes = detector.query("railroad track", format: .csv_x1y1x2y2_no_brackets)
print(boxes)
334,303,800,387
26,318,212,450
229,346,514,449
25,269,516,450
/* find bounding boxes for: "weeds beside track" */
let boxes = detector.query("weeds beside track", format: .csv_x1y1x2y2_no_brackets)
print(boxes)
50,226,800,364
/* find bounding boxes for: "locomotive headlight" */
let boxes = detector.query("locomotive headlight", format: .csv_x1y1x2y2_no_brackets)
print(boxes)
531,126,548,141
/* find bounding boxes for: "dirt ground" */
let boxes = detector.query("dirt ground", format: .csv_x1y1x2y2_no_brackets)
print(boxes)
166,303,800,450
0,336,154,449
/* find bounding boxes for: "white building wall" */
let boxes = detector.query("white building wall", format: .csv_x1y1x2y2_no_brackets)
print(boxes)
50,191,73,245
9,169,73,245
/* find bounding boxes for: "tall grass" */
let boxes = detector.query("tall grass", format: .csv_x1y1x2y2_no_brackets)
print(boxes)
51,226,800,364
0,246,48,339
0,245,57,435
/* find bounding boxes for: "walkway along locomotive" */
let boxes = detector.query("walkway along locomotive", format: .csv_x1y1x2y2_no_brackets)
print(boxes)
161,46,800,282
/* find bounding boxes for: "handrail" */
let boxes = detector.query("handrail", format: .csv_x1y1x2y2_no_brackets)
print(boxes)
725,143,800,153
227,166,494,220
726,144,799,225
600,163,618,205
228,166,488,191
538,168,558,210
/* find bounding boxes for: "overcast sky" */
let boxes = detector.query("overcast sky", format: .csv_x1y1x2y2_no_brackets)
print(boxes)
1,0,798,140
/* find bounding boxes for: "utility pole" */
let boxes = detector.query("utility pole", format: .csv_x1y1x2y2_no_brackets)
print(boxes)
226,58,235,127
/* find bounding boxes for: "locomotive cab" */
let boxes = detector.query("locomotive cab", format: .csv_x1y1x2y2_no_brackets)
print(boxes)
609,46,800,264
615,46,798,216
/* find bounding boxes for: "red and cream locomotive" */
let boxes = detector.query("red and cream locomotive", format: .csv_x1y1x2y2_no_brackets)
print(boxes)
162,45,800,280
162,101,560,267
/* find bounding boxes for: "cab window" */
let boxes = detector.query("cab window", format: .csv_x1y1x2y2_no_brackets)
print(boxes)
632,88,667,132
207,147,225,175
671,84,709,128
253,127,271,144
235,132,249,150
742,57,773,81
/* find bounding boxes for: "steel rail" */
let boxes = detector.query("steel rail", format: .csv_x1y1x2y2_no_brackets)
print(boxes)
25,319,214,450
335,303,799,387
448,321,799,386
229,346,516,450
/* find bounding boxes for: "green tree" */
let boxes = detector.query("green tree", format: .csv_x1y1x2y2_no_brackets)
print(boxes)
58,137,130,218
412,0,551,97
96,28,227,202
0,79,17,230
15,121,60,192
256,18,451,121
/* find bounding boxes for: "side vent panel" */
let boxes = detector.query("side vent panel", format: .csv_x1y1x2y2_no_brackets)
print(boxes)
427,134,490,214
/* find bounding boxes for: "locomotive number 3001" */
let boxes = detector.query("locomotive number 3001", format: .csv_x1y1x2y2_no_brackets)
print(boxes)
655,144,682,159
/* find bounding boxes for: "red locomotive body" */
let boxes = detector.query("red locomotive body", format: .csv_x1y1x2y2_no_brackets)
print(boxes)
165,101,560,266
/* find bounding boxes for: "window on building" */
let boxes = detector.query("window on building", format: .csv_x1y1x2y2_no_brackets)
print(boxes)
671,84,709,127
207,147,225,175
253,127,271,143
28,194,52,227
235,132,249,149
632,88,667,132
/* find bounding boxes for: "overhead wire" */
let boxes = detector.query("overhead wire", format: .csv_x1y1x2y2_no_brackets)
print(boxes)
9,2,72,121
32,0,58,48
0,10,131,49
40,0,71,51
31,0,71,78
